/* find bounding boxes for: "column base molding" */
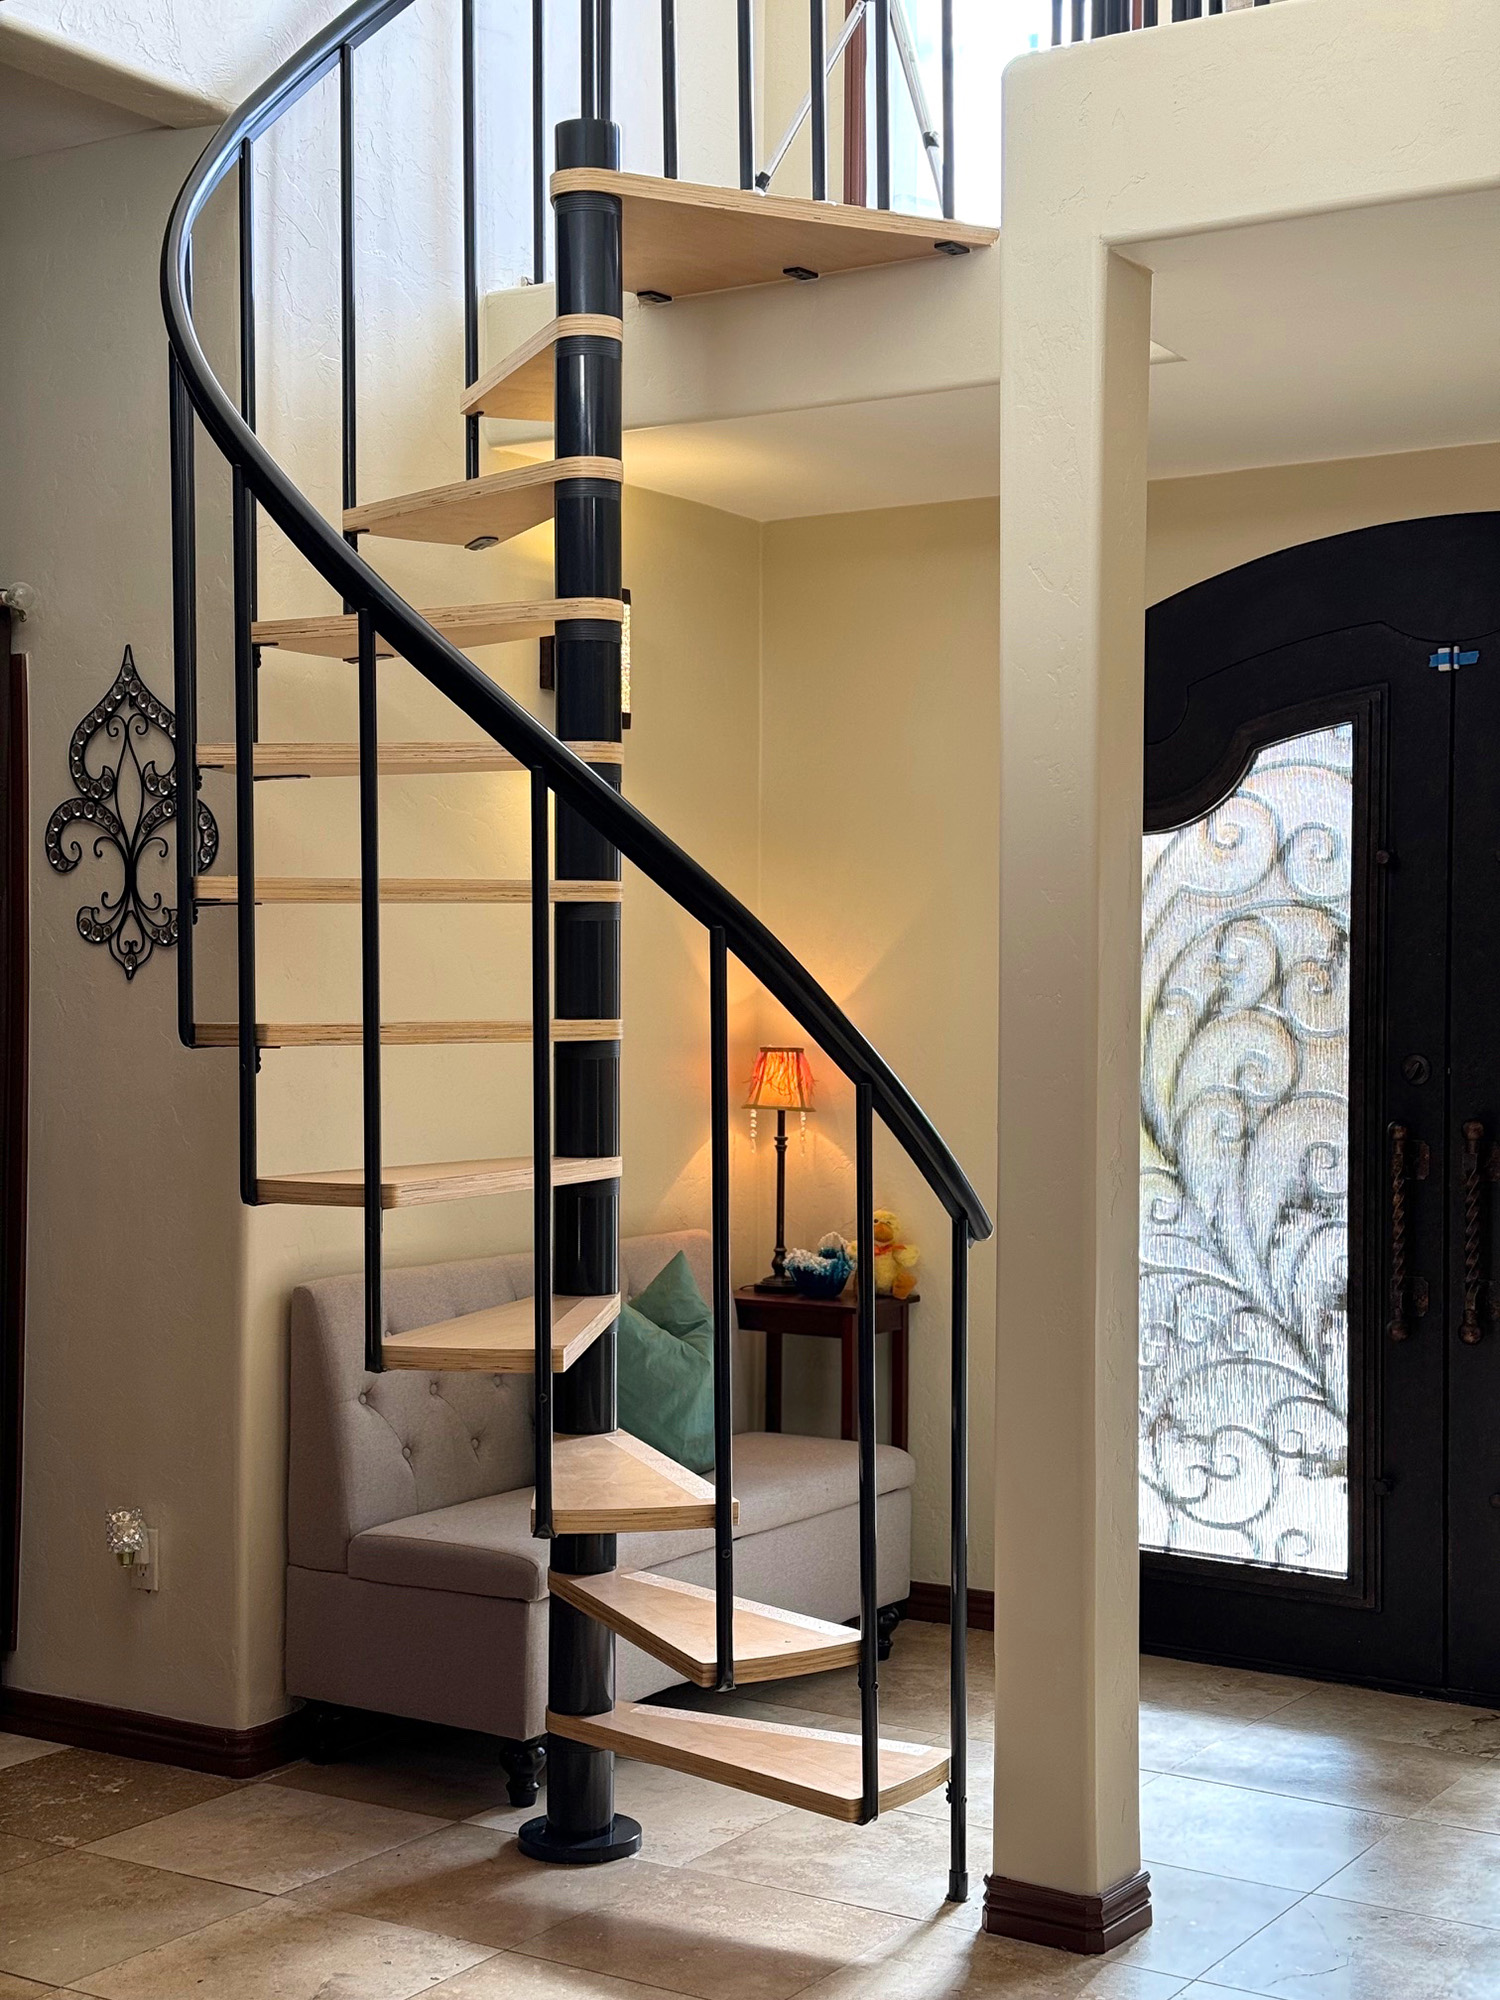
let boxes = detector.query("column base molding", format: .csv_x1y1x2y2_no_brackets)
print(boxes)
983,1869,1152,1956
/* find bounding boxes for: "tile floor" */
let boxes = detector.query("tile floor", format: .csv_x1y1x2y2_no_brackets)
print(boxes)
3,1625,1500,1997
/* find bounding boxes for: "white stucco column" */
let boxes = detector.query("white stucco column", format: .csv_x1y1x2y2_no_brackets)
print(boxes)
989,228,1152,1951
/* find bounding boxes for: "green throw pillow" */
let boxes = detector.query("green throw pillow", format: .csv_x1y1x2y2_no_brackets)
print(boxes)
617,1252,715,1474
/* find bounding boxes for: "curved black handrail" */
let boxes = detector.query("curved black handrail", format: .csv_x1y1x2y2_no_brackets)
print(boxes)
159,0,991,1243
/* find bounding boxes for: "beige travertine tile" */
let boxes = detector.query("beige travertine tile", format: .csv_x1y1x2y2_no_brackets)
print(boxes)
71,1900,490,2000
288,1823,643,1948
688,1801,955,1920
270,1729,517,1818
1140,1775,1391,1891
1139,1706,1252,1777
518,1858,913,2000
87,1778,448,1893
900,1737,997,1826
0,1736,64,1774
1175,1718,1474,1817
1417,1763,1500,1835
1113,1863,1299,1980
0,1832,49,1876
1267,1683,1500,1757
1318,1817,1500,1929
0,1850,261,1986
0,1974,61,1997
1138,1658,1313,1723
427,1955,697,1998
473,1756,792,1866
1210,1892,1500,1998
0,1750,233,1849
793,1912,1190,1999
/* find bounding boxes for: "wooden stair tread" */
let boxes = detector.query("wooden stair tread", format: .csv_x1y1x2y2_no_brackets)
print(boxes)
195,1019,621,1049
552,169,996,299
195,877,621,905
258,1154,622,1209
548,1570,860,1687
249,597,622,660
462,314,623,422
384,1293,619,1373
344,458,621,548
540,1431,737,1534
197,739,623,777
547,1701,948,1822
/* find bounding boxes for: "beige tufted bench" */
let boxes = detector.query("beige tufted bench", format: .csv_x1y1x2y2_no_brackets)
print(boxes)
286,1229,916,1800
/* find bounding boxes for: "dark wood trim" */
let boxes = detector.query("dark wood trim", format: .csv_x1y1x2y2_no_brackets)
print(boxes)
905,1580,994,1630
0,1686,301,1780
842,0,867,205
0,622,25,1655
984,1869,1152,1955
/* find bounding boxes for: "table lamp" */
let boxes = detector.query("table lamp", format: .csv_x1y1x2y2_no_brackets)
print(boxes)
746,1046,816,1292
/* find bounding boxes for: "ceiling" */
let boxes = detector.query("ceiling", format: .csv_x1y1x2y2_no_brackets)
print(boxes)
0,61,158,164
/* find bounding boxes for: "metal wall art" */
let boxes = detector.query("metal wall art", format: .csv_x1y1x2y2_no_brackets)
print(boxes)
45,646,218,981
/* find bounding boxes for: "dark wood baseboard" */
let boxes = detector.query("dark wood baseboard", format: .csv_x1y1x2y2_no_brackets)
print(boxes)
984,1869,1152,1955
905,1581,995,1631
0,1685,301,1780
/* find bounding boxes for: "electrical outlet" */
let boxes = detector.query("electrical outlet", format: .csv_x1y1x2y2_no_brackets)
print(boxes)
128,1527,160,1593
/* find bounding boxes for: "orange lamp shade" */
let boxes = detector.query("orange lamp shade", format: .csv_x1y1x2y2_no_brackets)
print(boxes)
744,1046,816,1114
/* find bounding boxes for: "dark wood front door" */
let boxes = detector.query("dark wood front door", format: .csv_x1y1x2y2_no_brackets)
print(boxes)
0,607,25,1655
1139,514,1500,1703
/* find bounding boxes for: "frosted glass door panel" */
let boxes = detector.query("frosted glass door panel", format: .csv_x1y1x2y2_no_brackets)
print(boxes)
1140,723,1353,1578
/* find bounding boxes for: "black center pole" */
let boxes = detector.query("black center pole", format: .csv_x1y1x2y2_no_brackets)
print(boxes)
518,96,640,1868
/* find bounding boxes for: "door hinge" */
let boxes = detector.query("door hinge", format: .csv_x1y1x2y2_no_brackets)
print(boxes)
1431,646,1480,672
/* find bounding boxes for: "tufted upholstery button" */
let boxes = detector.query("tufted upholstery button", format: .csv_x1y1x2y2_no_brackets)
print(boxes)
358,1392,369,1405
402,1445,412,1460
429,1381,440,1395
471,1437,481,1451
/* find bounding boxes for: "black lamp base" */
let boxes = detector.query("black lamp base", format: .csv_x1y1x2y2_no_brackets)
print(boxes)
753,1274,796,1294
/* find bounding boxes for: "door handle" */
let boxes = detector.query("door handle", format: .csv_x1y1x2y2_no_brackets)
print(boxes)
1388,1123,1429,1343
1459,1121,1499,1344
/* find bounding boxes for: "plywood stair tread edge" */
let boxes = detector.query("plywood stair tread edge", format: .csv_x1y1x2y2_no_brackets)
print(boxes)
257,1153,623,1209
193,1019,622,1048
383,1292,620,1372
462,313,624,418
547,1568,861,1685
536,1428,739,1533
546,1700,948,1821
196,738,625,774
194,877,623,904
342,457,622,547
249,596,623,659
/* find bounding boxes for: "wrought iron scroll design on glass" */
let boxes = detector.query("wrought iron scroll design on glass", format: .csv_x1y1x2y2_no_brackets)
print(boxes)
1139,721,1354,1579
45,646,219,982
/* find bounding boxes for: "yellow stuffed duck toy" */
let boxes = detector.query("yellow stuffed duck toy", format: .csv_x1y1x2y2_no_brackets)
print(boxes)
872,1209,920,1300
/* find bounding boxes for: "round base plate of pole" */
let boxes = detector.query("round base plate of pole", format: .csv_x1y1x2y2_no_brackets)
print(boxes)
518,1813,643,1865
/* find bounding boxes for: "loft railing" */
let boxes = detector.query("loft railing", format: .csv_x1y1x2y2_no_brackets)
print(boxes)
1053,0,1273,39
163,0,990,1895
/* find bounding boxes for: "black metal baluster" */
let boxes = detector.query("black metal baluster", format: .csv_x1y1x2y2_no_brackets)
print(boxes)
1072,0,1085,42
710,927,734,1690
340,42,357,563
462,0,479,479
660,0,678,178
1144,0,1159,26
580,0,596,118
169,347,199,1053
737,0,755,189
597,0,611,123
232,461,259,1206
874,0,890,208
809,0,827,201
532,769,554,1532
947,1216,970,1901
357,606,383,1372
238,139,259,738
1092,0,1105,37
1051,0,1063,45
532,0,546,282
940,0,954,219
856,1081,878,1821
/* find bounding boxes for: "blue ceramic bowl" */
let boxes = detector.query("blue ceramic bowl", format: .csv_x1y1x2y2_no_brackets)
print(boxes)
785,1249,854,1299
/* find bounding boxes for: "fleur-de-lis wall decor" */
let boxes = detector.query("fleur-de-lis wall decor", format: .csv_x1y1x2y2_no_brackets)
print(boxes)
45,646,218,981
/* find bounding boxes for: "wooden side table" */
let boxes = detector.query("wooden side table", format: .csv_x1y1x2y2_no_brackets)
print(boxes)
733,1286,917,1450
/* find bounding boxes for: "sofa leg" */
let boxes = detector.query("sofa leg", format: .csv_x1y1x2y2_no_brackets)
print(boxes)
877,1602,905,1662
302,1701,364,1766
498,1735,546,1808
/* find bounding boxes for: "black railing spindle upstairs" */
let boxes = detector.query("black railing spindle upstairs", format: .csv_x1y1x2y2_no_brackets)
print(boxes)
709,928,735,1690
1051,0,1063,46
940,0,954,219
874,0,890,208
461,0,479,479
809,0,827,201
169,348,199,1052
580,0,596,119
237,141,260,734
357,606,383,1370
597,0,612,122
855,1082,879,1822
1145,0,1160,29
1072,0,1086,44
660,0,678,179
947,1214,971,1902
232,462,259,1206
531,770,555,1534
736,0,755,189
531,0,546,282
339,42,358,559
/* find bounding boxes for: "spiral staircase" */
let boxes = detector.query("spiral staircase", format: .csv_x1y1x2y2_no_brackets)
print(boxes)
163,0,993,1894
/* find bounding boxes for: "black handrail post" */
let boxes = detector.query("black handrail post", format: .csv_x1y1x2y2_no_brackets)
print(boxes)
518,104,640,1869
339,41,357,560
531,0,546,281
809,0,827,202
873,0,890,209
580,0,596,118
710,927,735,1691
232,461,259,1207
357,606,383,1372
597,0,612,123
531,769,554,1533
169,348,199,1052
237,139,259,737
856,1081,879,1822
660,0,678,179
736,0,755,189
940,0,954,220
947,1215,971,1902
461,0,479,480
